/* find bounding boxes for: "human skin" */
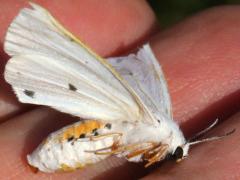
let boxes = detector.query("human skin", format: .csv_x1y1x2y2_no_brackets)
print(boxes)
0,1,240,179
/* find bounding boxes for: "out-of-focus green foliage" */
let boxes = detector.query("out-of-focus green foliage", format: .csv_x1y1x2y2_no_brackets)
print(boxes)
148,0,240,27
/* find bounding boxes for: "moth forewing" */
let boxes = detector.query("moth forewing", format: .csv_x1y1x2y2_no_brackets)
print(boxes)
4,2,156,124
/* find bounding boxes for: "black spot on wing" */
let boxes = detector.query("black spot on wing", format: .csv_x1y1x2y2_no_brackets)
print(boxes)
68,83,77,91
23,90,35,98
105,123,112,129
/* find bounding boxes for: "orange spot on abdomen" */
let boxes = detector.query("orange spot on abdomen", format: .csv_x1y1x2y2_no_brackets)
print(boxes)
61,120,103,141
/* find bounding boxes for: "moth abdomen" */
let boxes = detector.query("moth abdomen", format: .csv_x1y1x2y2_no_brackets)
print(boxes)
27,120,117,172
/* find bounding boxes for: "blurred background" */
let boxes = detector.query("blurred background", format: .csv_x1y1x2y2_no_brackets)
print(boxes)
148,0,240,27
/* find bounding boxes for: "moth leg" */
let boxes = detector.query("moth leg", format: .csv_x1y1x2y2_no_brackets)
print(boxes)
89,132,123,141
85,143,123,155
125,142,156,159
104,142,158,160
84,132,123,155
88,141,154,157
144,143,163,156
126,148,151,159
85,145,114,155
144,144,168,167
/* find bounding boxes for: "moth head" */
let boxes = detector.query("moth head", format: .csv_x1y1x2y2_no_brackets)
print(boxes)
172,143,189,162
173,120,235,163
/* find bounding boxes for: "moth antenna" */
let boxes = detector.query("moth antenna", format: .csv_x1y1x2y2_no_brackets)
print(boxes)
188,119,219,142
188,129,235,146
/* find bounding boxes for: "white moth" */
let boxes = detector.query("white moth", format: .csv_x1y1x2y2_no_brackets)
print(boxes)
4,3,231,173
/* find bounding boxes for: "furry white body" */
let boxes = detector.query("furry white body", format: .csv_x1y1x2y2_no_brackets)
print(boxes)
4,3,189,172
28,119,187,172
